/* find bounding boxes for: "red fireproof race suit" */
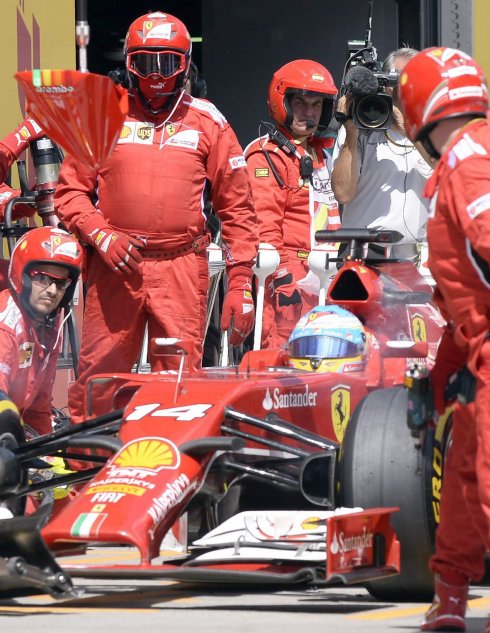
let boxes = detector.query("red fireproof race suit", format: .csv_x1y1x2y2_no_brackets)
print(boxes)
0,117,42,291
424,118,490,577
0,291,62,435
245,131,340,348
55,93,258,423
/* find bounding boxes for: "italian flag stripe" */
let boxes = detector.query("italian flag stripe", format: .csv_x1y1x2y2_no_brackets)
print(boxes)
71,513,106,537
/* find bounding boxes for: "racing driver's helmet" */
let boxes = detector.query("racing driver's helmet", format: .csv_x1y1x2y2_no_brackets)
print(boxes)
268,59,337,133
288,305,367,373
399,47,488,156
9,227,82,321
124,11,192,116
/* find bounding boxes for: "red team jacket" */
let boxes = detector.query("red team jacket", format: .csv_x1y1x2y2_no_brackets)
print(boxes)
0,292,62,435
55,94,258,266
425,118,490,373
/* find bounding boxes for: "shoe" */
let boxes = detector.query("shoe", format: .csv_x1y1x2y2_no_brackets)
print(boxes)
420,575,467,631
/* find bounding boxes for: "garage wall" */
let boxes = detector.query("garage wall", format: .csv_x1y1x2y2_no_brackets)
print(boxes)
202,0,400,145
0,0,75,140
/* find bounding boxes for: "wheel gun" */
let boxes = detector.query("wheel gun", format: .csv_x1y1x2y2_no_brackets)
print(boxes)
404,363,434,439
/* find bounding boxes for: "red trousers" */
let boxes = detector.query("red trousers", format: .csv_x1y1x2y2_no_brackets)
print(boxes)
261,254,319,349
69,250,209,423
430,339,490,582
430,402,487,582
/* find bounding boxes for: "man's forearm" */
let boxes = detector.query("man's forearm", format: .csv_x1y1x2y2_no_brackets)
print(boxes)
331,126,359,204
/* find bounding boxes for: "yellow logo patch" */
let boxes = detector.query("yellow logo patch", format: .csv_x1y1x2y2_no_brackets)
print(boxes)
331,387,350,442
114,438,179,470
412,316,427,342
137,126,152,140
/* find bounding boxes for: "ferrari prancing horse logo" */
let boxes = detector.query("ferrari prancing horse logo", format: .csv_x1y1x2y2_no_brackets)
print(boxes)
412,316,427,342
331,386,350,442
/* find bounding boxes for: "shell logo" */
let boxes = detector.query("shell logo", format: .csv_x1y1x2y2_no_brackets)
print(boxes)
113,437,180,470
120,125,132,139
301,517,322,531
19,126,31,140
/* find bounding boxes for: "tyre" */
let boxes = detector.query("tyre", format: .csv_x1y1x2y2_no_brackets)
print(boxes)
0,415,26,517
338,386,435,601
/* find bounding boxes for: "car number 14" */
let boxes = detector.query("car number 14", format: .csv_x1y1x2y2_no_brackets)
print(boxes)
126,403,213,421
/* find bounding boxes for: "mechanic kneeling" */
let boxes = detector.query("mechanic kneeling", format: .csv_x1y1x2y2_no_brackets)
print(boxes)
0,227,82,495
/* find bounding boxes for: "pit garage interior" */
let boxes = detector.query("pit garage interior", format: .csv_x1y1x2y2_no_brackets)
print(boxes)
85,0,456,146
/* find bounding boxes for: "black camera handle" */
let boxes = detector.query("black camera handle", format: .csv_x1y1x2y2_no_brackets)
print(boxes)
341,0,378,84
365,0,374,49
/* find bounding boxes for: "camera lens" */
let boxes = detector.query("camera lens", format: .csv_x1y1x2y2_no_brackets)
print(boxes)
355,94,391,129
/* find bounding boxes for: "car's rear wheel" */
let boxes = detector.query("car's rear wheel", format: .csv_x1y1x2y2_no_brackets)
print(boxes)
338,386,435,601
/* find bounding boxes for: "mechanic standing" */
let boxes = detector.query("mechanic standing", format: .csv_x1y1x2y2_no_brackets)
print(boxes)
245,59,340,349
0,226,82,436
55,11,259,423
399,47,490,632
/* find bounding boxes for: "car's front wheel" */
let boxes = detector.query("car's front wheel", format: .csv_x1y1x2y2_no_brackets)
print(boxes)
338,386,435,601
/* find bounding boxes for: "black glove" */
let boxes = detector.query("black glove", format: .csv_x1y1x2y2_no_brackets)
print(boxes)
445,365,477,405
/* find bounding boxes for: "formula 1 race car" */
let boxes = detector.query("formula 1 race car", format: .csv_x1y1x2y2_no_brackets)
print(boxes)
0,229,445,602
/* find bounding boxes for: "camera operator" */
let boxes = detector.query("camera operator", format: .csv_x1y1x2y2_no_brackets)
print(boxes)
331,47,432,262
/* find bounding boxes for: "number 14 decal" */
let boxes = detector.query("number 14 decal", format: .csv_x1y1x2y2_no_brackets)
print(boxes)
126,403,213,422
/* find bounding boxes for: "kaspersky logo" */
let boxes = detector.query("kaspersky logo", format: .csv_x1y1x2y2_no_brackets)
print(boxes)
262,386,318,411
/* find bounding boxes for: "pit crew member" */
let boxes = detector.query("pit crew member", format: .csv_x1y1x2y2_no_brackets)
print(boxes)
399,46,490,632
0,227,82,436
245,60,340,349
55,11,258,423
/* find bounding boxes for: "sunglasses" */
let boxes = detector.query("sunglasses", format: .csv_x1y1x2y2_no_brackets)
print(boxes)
29,270,72,291
127,51,186,79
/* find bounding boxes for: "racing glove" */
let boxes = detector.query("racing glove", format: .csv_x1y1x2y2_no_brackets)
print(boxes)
0,183,36,221
78,215,143,275
221,265,255,346
272,270,302,322
0,392,24,493
430,326,468,415
0,117,45,182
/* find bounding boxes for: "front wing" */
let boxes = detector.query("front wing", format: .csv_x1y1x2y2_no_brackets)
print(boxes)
0,505,399,597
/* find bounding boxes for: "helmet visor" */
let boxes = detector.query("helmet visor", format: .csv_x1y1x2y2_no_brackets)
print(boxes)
128,51,186,79
289,335,363,359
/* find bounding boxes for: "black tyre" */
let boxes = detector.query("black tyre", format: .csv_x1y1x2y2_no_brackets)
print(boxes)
338,386,435,601
0,415,26,517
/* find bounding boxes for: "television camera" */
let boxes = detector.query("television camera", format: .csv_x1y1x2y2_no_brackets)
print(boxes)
337,1,399,130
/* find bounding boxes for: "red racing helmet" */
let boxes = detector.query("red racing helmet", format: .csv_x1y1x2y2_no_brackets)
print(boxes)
399,47,488,143
124,11,192,115
9,227,83,312
268,60,337,131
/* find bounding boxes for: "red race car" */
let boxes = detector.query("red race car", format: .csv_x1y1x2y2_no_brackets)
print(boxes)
0,229,444,602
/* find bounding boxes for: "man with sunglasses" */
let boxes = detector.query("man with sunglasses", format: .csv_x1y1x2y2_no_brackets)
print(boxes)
55,11,258,424
0,226,82,436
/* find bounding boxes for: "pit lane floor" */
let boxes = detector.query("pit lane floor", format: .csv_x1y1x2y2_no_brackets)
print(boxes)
1,546,489,632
